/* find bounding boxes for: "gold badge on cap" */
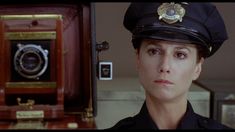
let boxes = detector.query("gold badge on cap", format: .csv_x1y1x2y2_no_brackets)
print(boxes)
157,2,186,24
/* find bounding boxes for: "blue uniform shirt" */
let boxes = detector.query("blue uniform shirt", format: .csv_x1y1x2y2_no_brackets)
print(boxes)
110,101,232,129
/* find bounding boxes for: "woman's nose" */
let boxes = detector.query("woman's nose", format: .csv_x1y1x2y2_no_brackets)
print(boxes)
158,56,171,74
159,68,170,73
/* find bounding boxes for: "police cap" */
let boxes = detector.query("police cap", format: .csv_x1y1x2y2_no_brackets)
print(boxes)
123,2,228,57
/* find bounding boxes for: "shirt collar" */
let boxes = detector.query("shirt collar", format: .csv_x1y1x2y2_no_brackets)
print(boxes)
134,101,198,129
177,101,198,129
133,101,159,129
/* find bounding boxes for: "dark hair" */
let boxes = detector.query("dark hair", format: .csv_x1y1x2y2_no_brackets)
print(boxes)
195,45,207,62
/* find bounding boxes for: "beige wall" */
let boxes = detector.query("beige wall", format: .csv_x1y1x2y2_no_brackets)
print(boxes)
94,3,234,129
95,2,235,81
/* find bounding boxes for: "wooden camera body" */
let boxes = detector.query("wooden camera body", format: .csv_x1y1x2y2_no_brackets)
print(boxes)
0,3,97,129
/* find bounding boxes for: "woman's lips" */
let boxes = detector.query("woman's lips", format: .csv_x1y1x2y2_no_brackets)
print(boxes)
154,79,174,85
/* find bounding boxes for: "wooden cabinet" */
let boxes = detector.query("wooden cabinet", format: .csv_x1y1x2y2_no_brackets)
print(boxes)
0,2,97,129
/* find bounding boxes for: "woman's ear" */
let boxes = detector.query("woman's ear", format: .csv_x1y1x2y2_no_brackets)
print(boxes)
193,58,204,80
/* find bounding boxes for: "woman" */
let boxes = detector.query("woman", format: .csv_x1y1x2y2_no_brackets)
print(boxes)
110,2,232,129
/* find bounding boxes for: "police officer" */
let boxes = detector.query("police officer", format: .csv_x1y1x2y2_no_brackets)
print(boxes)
110,2,232,129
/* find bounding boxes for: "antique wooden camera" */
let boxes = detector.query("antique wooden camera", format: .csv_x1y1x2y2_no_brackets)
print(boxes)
0,14,64,120
0,3,96,129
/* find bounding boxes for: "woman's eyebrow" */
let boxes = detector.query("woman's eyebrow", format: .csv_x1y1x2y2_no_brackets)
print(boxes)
144,40,162,46
175,46,191,52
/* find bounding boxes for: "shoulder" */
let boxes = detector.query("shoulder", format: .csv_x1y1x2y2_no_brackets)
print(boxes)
195,113,232,129
107,117,137,130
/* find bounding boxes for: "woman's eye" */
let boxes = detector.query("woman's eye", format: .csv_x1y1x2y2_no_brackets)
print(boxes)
147,48,160,56
175,52,187,59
